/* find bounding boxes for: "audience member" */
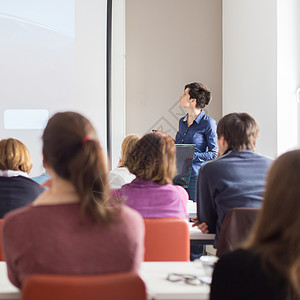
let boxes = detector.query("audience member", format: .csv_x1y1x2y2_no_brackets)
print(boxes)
113,132,188,219
31,158,51,188
175,82,218,201
0,138,43,218
193,113,272,247
2,112,144,288
108,134,139,189
210,150,300,300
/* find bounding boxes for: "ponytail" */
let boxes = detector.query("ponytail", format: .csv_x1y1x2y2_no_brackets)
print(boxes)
43,112,116,223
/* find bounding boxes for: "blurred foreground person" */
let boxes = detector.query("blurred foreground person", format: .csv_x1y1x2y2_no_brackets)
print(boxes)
211,150,300,300
3,112,144,288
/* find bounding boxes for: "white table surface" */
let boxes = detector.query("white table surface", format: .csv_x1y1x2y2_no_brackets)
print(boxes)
186,201,215,244
0,263,20,300
0,261,212,300
188,222,215,241
187,200,197,214
140,261,211,300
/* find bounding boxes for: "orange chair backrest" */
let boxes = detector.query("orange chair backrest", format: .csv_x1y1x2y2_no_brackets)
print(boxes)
0,219,3,261
22,272,146,300
143,218,190,261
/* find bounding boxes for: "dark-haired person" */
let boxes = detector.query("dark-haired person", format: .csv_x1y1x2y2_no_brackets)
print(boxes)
113,132,188,219
2,112,144,288
193,113,272,247
0,138,43,218
175,82,218,202
210,150,300,300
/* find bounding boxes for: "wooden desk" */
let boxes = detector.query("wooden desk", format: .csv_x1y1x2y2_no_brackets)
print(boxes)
140,261,211,300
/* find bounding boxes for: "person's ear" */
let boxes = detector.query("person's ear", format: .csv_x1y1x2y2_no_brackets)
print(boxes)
190,98,197,105
218,136,227,148
218,135,226,147
217,135,229,156
42,153,51,170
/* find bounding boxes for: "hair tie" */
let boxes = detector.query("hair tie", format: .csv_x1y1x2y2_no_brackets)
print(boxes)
81,136,92,145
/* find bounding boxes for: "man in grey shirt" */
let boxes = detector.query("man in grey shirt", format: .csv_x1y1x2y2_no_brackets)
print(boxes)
193,113,273,248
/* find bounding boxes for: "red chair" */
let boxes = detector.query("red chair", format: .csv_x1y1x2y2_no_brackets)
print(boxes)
22,272,146,300
144,218,190,261
0,219,3,261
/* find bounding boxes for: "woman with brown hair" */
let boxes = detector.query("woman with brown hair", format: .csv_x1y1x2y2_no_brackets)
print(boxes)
210,149,300,300
2,112,144,288
0,138,43,218
113,132,188,219
108,134,140,189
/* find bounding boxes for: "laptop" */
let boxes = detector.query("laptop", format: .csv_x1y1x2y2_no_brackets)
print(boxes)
173,144,195,188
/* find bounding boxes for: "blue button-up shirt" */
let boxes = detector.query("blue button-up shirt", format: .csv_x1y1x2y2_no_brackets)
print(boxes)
175,110,218,177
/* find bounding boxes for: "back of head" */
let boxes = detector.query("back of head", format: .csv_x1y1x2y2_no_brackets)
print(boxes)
184,82,212,109
42,111,113,223
120,134,140,168
0,138,32,173
217,112,259,151
246,150,300,296
127,132,176,185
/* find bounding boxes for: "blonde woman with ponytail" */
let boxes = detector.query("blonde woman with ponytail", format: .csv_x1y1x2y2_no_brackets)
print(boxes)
2,112,144,289
210,150,300,300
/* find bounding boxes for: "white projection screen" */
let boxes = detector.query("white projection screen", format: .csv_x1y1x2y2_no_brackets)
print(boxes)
0,0,108,175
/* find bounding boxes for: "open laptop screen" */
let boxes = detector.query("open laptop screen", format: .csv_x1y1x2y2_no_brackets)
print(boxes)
173,144,195,188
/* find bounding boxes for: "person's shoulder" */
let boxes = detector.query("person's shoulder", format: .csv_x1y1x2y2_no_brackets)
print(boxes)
245,152,273,169
200,153,228,173
173,184,188,193
172,184,189,198
3,205,35,229
201,113,217,126
253,152,273,163
219,248,253,261
216,248,255,271
16,176,44,191
121,205,143,222
119,205,144,231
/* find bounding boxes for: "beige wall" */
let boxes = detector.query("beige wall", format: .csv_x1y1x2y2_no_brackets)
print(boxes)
126,0,222,139
223,0,277,158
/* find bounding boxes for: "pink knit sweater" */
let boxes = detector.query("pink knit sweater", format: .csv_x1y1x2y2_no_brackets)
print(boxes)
2,203,144,288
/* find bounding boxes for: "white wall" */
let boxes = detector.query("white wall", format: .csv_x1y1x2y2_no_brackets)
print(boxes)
126,0,222,139
110,0,126,169
117,0,300,161
75,0,107,149
277,0,300,154
223,0,278,157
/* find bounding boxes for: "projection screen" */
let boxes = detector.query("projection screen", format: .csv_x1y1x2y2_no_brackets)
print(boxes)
0,0,108,175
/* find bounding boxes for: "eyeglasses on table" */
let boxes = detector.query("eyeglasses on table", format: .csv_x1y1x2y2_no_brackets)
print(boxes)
167,273,208,286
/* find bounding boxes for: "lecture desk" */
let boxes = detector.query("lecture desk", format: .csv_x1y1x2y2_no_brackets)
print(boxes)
140,261,211,300
187,200,216,246
0,261,212,300
0,262,19,300
188,222,215,246
187,200,197,220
